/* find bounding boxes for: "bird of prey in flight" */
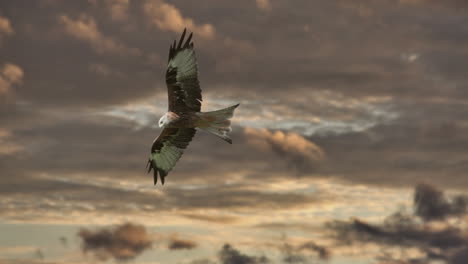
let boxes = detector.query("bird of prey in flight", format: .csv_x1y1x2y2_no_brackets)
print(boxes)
147,29,239,185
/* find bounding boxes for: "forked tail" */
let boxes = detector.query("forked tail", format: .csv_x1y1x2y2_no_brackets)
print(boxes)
197,104,240,144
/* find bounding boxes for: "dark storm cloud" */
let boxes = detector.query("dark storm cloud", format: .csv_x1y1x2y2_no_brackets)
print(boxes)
189,244,272,264
414,183,468,221
168,238,197,250
218,244,270,264
78,222,152,261
298,241,330,260
327,216,466,250
281,240,331,264
325,184,468,264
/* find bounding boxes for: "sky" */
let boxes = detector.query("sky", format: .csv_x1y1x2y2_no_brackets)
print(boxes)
1,0,468,263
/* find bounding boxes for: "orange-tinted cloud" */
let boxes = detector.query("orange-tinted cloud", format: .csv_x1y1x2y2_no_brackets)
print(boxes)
143,0,215,39
106,0,129,21
0,16,14,43
58,14,140,56
245,127,325,163
0,63,23,95
78,222,152,261
255,0,272,12
0,129,23,155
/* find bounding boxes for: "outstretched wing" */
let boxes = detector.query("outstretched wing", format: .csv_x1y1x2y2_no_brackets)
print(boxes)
166,28,202,114
147,128,196,185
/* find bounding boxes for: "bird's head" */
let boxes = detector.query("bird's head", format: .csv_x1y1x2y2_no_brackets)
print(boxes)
158,114,168,128
159,112,179,128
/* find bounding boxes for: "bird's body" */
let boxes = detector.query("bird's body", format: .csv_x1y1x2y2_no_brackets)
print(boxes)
147,29,239,185
159,111,197,128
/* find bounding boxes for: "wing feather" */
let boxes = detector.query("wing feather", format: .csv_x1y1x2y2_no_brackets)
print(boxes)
166,29,202,114
147,128,196,185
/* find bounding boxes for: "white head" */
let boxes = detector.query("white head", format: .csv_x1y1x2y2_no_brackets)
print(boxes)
158,114,168,128
158,112,179,128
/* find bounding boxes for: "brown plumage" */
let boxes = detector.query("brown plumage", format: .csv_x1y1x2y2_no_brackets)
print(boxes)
147,29,239,185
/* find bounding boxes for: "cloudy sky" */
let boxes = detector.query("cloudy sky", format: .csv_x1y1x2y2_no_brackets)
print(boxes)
1,0,468,263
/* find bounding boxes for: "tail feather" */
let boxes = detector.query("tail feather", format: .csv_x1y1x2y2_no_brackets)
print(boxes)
198,104,239,144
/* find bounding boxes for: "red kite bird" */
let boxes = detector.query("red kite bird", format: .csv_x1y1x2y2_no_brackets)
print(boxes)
147,29,239,185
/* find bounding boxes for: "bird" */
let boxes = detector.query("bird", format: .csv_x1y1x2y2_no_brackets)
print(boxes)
147,28,240,185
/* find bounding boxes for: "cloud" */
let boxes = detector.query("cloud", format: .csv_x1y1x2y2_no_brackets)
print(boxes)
143,0,215,38
298,241,331,260
281,239,331,263
245,128,325,171
414,183,468,222
0,129,23,155
0,16,14,43
106,0,129,21
0,261,63,264
0,109,336,225
189,244,273,264
164,183,326,210
168,238,197,250
218,244,269,264
398,0,468,9
2,2,468,263
312,108,468,189
180,213,239,224
0,63,23,95
59,236,68,247
34,249,44,260
326,184,468,263
78,222,152,261
255,0,272,12
58,14,140,56
88,63,123,77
